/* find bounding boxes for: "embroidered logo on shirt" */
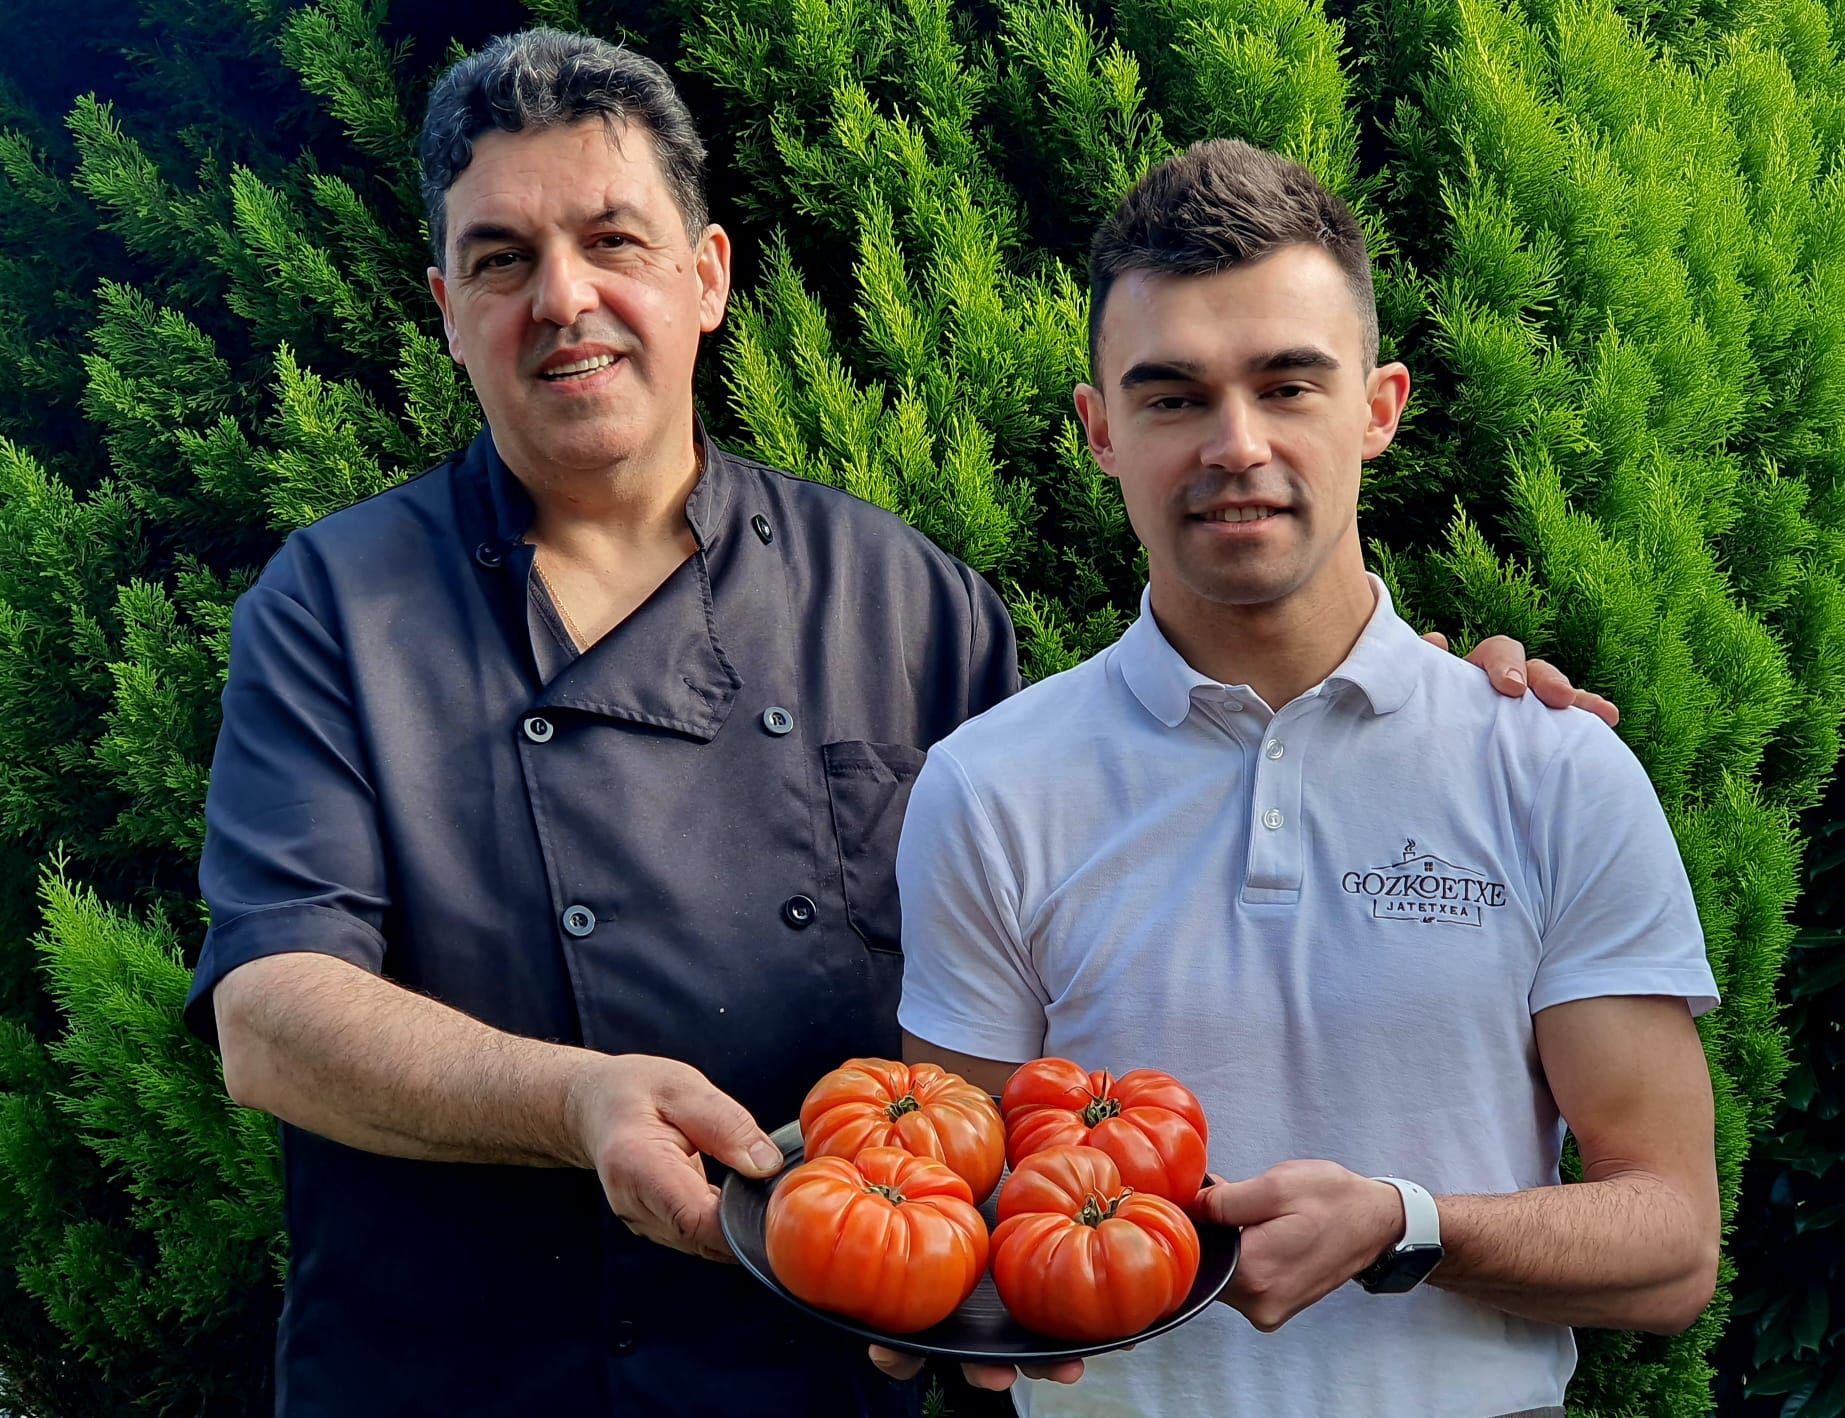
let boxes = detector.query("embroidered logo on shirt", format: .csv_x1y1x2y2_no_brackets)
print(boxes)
1340,839,1508,927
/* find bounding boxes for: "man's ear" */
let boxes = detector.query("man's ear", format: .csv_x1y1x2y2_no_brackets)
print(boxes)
427,265,464,367
1360,361,1411,460
1073,383,1118,479
695,224,733,334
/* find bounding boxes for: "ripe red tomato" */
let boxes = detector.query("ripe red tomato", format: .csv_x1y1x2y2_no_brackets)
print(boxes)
1001,1058,1209,1205
991,1145,1201,1342
801,1057,1006,1204
764,1146,990,1333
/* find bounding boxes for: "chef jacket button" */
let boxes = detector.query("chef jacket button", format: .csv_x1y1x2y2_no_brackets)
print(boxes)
562,904,596,937
782,895,817,929
761,706,794,736
751,514,773,545
608,1320,637,1356
523,715,554,744
474,541,504,569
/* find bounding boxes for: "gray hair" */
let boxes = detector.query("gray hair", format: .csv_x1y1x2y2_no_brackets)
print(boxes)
418,28,709,267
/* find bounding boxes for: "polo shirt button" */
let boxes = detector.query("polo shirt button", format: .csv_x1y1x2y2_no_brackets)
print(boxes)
762,706,795,736
474,542,504,569
751,514,774,545
562,904,596,937
1224,700,1244,713
608,1319,637,1356
1265,739,1285,760
523,715,554,744
782,895,817,929
1262,808,1284,830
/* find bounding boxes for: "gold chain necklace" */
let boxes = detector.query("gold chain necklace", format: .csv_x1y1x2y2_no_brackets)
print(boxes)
532,556,586,651
528,442,706,655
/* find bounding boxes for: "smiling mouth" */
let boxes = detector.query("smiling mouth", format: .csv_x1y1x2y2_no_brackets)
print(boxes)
538,353,620,381
1193,507,1284,523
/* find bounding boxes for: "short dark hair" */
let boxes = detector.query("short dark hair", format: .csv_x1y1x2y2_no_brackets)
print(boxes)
1088,139,1377,375
418,28,708,267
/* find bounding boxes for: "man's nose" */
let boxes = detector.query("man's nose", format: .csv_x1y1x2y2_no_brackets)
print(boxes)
529,246,598,328
1200,399,1270,472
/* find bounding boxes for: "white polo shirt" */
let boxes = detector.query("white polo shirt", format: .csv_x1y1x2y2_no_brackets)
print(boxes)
896,577,1718,1418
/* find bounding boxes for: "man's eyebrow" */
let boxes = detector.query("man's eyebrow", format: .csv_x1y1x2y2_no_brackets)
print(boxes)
453,206,650,257
1118,359,1206,390
453,221,524,256
582,203,648,229
1116,348,1342,389
1253,346,1341,374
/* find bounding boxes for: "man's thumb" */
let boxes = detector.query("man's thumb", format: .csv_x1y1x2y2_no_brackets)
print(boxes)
661,1081,785,1177
1198,1174,1276,1228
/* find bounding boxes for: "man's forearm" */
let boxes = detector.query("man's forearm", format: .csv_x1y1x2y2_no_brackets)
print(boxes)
1430,1175,1718,1333
214,951,605,1166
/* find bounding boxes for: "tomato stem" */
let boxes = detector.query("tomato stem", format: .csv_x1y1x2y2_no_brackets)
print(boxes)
886,1094,921,1120
1077,1189,1132,1226
1082,1095,1122,1127
865,1183,906,1205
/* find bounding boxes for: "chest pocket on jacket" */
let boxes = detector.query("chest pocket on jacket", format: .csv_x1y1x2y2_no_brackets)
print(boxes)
823,741,928,953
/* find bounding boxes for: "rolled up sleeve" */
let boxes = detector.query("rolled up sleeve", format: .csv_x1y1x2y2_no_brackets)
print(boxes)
185,553,390,1048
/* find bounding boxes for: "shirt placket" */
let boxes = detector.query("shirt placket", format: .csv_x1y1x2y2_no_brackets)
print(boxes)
1243,692,1313,901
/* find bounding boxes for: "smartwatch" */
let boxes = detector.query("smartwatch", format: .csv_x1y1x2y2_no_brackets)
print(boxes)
1356,1176,1444,1294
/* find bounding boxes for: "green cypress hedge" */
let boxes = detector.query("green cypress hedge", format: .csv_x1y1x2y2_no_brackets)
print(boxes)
0,0,1839,1411
1718,781,1845,1416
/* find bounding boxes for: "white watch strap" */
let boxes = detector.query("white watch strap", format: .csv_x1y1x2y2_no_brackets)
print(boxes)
1371,1176,1441,1249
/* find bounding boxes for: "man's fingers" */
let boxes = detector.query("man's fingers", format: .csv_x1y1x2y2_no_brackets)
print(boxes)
678,1181,738,1263
958,1359,1085,1389
1465,633,1530,696
1525,658,1575,709
1198,1173,1281,1227
1019,1360,1086,1383
868,1345,924,1381
879,1340,1083,1392
1524,658,1621,724
613,1153,732,1259
1578,691,1620,727
962,1364,1024,1390
1420,630,1449,652
657,1074,785,1177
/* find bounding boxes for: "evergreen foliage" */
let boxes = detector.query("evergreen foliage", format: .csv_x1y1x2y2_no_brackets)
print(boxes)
0,0,1839,1411
1719,786,1845,1416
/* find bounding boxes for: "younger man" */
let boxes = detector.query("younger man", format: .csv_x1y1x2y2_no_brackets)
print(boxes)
890,141,1720,1417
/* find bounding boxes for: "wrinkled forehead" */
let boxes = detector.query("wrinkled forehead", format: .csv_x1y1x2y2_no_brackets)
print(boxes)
444,120,673,237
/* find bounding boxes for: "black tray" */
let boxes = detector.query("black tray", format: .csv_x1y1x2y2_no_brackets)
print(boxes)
719,1113,1240,1362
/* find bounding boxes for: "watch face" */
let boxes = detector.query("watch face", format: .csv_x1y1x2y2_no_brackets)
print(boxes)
1363,1244,1445,1295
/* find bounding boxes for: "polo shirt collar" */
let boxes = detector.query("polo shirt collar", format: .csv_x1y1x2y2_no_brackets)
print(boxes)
1115,588,1217,729
1324,576,1422,715
1116,573,1421,728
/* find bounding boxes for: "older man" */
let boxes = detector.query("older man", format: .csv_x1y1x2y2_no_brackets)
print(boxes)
185,29,1606,1418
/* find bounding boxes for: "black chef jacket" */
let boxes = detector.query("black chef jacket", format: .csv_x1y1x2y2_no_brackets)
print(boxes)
183,427,1020,1416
